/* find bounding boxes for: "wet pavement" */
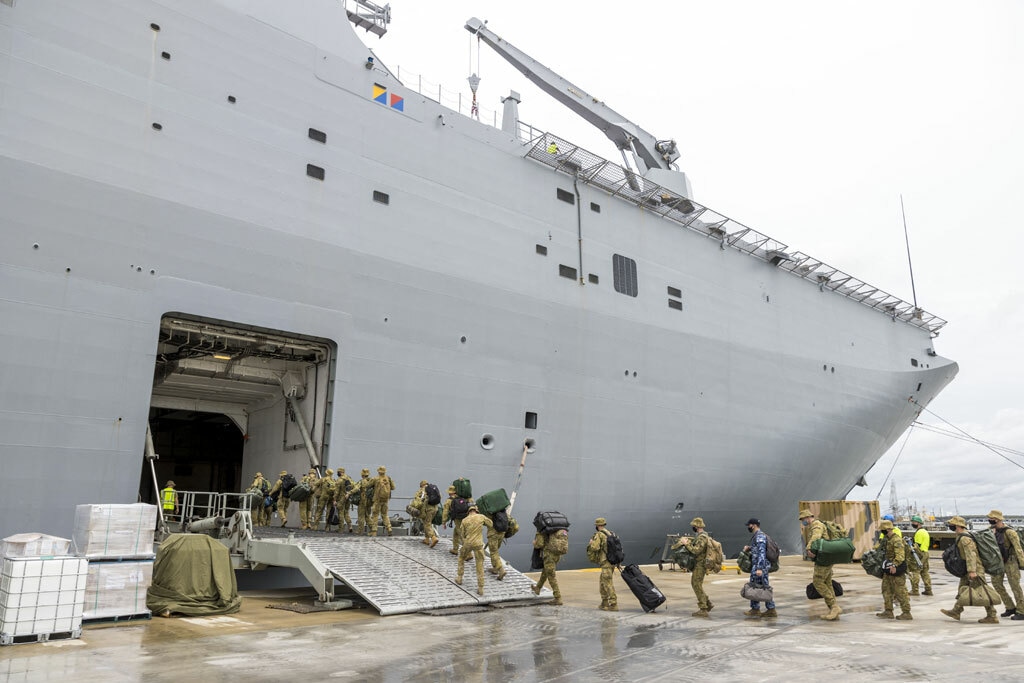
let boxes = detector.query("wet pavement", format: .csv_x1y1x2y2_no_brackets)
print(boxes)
2,555,1024,682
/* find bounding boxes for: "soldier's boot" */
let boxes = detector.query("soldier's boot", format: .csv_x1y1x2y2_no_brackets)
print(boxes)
599,601,608,611
1001,607,1016,617
762,608,778,618
496,569,506,581
531,584,541,596
910,590,920,596
940,608,961,621
552,595,563,606
477,583,484,596
822,604,842,621
743,608,761,617
387,529,393,537
606,604,618,611
922,589,933,596
875,610,894,619
430,537,439,548
896,612,913,620
450,549,459,556
488,567,499,575
979,615,1000,624
691,609,710,618
706,600,714,612
455,575,463,586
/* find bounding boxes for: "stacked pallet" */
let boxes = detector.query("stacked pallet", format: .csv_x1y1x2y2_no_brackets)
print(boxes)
74,504,157,622
0,554,87,645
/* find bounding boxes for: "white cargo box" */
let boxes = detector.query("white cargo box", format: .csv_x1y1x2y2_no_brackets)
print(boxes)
72,504,157,558
0,556,87,639
2,534,72,559
84,560,153,621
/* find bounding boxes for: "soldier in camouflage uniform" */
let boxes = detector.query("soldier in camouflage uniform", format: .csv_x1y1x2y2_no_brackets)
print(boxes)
674,517,713,617
442,486,465,556
352,468,372,535
988,509,1024,620
269,470,290,527
298,469,317,530
587,517,618,611
314,469,336,530
249,472,270,527
801,508,842,621
335,468,355,532
941,515,999,623
367,466,395,536
908,515,933,595
531,527,568,605
415,481,440,548
485,512,506,580
455,505,493,595
875,519,912,619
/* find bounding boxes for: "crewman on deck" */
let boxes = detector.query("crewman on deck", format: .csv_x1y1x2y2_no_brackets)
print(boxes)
270,470,290,527
673,517,713,617
161,480,179,520
335,468,355,533
456,505,494,595
909,515,933,595
367,466,395,536
875,519,912,620
801,509,842,621
587,517,618,611
355,468,373,535
988,509,1024,620
941,516,999,623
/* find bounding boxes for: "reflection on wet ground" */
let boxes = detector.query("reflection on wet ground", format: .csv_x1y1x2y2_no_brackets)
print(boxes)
2,558,1024,682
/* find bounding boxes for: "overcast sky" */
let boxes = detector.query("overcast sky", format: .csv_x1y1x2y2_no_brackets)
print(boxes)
364,1,1024,517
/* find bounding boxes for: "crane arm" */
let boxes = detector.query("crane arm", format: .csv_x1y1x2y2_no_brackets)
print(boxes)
465,17,679,173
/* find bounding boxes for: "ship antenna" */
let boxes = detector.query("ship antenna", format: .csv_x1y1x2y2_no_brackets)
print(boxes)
900,194,918,310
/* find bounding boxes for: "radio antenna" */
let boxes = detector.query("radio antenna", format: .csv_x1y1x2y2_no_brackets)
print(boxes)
900,194,918,309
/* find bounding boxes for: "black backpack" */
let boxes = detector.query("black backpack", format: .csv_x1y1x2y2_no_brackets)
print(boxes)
425,483,441,506
765,534,781,564
451,497,470,520
604,530,625,565
281,473,297,495
943,540,967,577
492,509,509,533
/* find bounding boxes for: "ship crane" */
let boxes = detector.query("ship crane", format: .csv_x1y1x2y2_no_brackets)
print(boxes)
465,17,692,200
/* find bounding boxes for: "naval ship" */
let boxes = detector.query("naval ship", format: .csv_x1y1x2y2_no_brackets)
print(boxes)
0,0,957,568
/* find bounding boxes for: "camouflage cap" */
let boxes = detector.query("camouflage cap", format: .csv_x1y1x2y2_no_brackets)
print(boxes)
337,468,345,474
690,517,705,528
377,466,386,473
309,469,316,475
420,480,428,487
166,480,176,488
447,486,456,494
911,515,924,523
988,509,1004,521
468,504,479,512
948,516,968,528
594,517,606,526
798,509,814,519
361,468,370,476
255,472,262,478
325,469,333,476
879,519,894,531
280,470,288,477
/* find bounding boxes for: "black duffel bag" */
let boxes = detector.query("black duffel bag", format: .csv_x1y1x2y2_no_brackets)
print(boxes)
806,580,844,600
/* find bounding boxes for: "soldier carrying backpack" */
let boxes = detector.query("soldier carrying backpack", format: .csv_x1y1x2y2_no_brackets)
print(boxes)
531,515,569,606
940,516,1001,623
587,517,621,611
674,517,715,618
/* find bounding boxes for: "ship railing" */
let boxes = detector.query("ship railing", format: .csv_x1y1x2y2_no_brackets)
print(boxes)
518,124,948,334
392,65,503,129
342,0,391,38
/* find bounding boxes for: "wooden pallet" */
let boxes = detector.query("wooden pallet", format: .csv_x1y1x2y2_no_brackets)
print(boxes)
83,611,151,625
0,628,82,645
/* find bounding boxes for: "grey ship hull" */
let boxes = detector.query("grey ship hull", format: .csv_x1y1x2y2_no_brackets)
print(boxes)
0,0,956,567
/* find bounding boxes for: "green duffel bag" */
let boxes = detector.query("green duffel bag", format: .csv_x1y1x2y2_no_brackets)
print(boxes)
738,549,780,574
810,537,855,566
287,482,312,502
452,478,472,499
476,488,510,516
673,546,697,571
432,506,443,525
861,547,885,578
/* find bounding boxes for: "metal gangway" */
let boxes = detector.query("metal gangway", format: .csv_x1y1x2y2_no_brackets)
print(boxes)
162,491,549,615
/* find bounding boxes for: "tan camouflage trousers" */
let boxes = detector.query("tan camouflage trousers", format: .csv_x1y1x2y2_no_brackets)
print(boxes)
994,558,1024,613
357,501,372,534
691,564,710,610
812,564,836,608
487,531,504,572
315,495,333,529
951,575,997,617
420,504,438,541
457,544,486,592
535,552,561,599
451,519,464,554
299,498,313,528
881,572,910,613
276,498,289,526
368,497,391,535
339,502,352,531
600,565,617,608
909,550,932,592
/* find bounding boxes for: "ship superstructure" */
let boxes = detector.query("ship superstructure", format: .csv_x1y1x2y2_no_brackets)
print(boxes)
0,0,956,565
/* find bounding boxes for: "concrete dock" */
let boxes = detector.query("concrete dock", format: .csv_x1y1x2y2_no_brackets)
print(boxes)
2,555,1024,681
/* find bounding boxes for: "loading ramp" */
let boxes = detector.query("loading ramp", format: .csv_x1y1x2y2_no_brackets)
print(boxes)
246,529,550,616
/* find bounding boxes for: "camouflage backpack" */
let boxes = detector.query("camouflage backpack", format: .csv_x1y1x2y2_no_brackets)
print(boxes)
373,476,392,502
822,520,849,541
504,516,519,539
545,528,569,556
705,535,724,574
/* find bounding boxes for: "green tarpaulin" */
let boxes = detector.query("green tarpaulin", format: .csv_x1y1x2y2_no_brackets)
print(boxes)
146,534,241,616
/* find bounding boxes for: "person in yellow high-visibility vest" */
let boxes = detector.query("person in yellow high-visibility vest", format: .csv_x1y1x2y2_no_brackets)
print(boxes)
161,480,179,517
